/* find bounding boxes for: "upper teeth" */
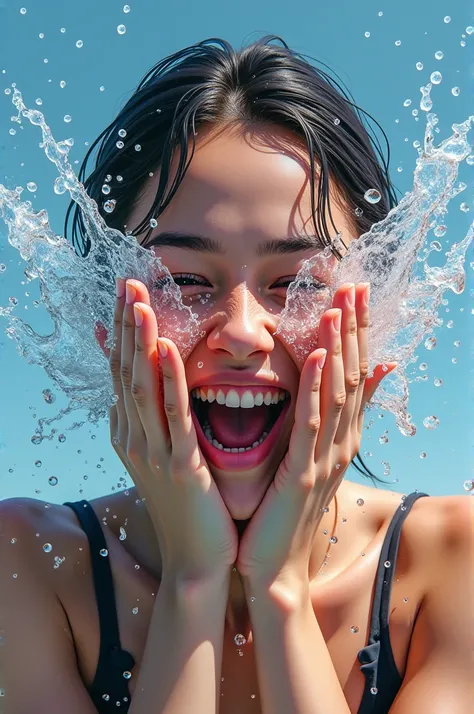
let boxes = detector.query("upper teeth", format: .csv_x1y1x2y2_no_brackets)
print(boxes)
191,387,288,409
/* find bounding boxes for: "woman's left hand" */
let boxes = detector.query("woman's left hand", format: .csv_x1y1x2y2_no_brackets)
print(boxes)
236,282,397,599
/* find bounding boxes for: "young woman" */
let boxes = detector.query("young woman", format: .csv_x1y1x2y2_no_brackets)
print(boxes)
1,37,472,714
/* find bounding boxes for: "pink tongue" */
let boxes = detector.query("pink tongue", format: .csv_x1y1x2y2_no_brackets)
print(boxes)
207,403,270,447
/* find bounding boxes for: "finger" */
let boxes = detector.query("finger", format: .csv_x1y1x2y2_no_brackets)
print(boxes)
110,278,128,449
121,280,148,456
363,362,398,405
131,301,170,461
285,348,327,475
156,337,201,471
332,284,360,445
354,283,370,434
315,307,346,458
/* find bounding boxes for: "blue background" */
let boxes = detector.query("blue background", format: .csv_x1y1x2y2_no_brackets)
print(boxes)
0,0,473,504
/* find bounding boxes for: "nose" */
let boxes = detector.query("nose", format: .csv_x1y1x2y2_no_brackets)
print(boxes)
206,283,277,360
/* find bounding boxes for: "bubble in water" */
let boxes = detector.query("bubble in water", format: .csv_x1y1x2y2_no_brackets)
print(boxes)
149,218,157,228
43,543,52,552
433,224,447,237
364,189,382,204
58,433,66,442
434,378,442,387
423,415,439,430
76,40,83,48
60,27,66,33
123,671,131,679
463,480,474,492
197,361,203,368
354,206,363,217
434,50,444,60
451,87,461,97
48,476,58,486
117,25,127,35
334,117,340,125
429,240,442,251
430,72,442,84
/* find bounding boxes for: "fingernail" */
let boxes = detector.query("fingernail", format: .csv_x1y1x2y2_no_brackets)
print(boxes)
158,339,168,359
363,284,370,307
126,281,136,304
317,350,327,369
332,309,342,332
133,304,144,327
116,278,125,299
346,284,355,307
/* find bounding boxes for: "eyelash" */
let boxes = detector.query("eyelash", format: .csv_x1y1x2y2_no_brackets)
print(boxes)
155,274,327,290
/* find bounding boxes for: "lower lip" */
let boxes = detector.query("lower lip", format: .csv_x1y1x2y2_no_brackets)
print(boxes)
191,399,291,472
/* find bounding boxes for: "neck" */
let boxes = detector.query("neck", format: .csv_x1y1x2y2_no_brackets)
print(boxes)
117,485,339,631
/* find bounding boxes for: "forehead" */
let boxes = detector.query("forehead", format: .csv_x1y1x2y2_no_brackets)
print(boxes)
129,124,355,247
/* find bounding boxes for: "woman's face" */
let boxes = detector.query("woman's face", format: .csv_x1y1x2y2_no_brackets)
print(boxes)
126,125,357,518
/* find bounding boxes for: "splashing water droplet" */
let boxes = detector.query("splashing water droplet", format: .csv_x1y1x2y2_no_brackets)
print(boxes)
444,16,451,23
420,451,427,459
43,543,52,552
430,72,442,85
48,476,58,486
463,480,474,492
123,5,131,13
76,40,83,48
423,415,440,430
117,25,127,35
27,182,37,192
100,548,108,557
451,87,461,97
434,50,444,60
416,62,424,70
434,378,442,387
364,188,382,204
379,435,389,444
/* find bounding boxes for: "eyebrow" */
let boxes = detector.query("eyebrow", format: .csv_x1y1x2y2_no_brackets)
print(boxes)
145,231,325,256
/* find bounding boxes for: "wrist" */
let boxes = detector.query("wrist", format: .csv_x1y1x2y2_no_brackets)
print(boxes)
243,573,311,615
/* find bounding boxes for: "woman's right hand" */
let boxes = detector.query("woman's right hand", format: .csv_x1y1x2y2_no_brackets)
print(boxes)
95,277,238,586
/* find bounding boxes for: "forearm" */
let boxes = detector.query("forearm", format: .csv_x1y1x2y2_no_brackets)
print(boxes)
128,573,230,714
245,583,351,714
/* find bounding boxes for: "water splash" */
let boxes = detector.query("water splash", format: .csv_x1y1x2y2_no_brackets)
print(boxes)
0,88,472,442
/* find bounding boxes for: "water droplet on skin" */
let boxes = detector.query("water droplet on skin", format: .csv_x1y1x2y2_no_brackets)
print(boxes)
48,476,58,486
350,625,359,633
330,536,338,544
43,543,52,552
423,415,439,430
356,498,364,506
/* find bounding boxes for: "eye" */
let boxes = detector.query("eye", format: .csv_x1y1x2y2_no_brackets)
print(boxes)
154,273,211,289
271,276,327,291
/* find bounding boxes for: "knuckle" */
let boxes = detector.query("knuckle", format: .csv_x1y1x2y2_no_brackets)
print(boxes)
306,416,321,436
134,340,145,354
333,391,347,413
109,354,122,379
359,359,369,380
297,472,316,492
113,315,123,329
120,363,133,389
345,372,360,394
163,401,179,422
347,318,358,336
358,313,370,330
131,381,147,407
122,316,135,331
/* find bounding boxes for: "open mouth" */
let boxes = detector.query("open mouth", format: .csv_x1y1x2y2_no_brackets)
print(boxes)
190,386,291,471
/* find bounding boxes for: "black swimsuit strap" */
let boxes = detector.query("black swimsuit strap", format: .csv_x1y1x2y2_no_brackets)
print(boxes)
64,500,135,709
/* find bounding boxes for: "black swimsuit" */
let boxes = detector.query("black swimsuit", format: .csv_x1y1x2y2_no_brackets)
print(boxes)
63,490,429,713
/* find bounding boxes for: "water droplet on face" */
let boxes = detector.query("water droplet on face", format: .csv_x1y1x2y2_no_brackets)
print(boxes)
43,543,52,552
48,476,58,486
423,415,439,430
356,498,364,506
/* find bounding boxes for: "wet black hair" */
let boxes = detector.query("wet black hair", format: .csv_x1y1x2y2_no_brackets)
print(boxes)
65,35,399,486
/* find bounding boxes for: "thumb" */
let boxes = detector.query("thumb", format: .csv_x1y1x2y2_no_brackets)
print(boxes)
364,362,398,404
